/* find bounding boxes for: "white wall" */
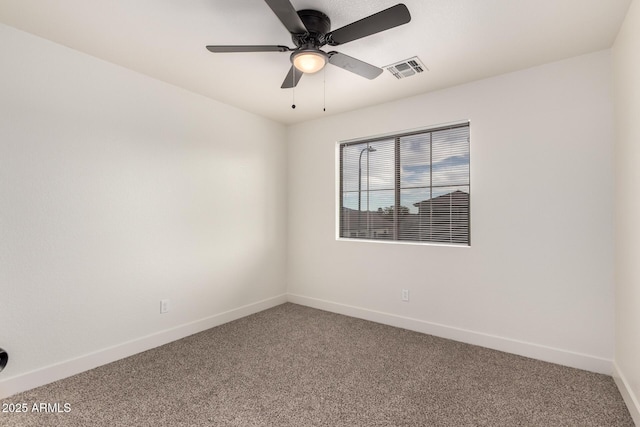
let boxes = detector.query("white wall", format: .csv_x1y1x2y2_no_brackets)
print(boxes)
0,23,287,397
612,0,640,422
287,50,615,374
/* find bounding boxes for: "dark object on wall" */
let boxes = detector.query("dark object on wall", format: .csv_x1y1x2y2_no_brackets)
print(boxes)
0,348,8,372
206,1,411,88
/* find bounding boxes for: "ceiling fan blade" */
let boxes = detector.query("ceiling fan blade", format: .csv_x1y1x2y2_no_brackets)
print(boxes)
206,45,291,53
281,66,303,88
264,0,308,34
326,4,411,46
328,52,383,80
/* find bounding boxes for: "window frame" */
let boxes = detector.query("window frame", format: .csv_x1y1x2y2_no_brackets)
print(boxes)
336,121,471,246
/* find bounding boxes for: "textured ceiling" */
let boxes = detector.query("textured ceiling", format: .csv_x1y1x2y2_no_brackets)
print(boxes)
0,0,632,124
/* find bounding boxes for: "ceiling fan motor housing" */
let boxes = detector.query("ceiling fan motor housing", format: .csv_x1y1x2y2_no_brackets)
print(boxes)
293,10,331,47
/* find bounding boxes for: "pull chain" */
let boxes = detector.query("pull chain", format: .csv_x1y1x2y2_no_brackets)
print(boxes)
289,67,329,111
323,67,326,112
291,68,296,109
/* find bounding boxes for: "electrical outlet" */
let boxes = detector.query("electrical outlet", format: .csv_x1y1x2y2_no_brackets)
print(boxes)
401,289,410,302
160,299,170,314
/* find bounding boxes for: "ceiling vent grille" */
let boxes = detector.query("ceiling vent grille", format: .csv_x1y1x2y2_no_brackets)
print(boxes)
385,57,427,79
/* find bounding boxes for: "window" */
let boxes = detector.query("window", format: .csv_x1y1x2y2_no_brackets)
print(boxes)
338,122,470,245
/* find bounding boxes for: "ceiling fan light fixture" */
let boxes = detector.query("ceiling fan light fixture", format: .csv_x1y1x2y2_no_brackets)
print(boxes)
291,49,328,74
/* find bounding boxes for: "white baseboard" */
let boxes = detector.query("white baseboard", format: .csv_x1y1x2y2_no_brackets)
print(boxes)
613,361,640,425
287,293,613,375
0,294,287,400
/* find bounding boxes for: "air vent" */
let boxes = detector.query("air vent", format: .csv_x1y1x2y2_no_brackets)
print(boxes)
385,57,427,79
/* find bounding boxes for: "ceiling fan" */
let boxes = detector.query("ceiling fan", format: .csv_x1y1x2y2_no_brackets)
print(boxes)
206,0,411,89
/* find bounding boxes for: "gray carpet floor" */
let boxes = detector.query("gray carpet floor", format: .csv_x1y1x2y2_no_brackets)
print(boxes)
0,303,634,426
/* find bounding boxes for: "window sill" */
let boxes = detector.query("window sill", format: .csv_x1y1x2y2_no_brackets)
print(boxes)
335,237,470,248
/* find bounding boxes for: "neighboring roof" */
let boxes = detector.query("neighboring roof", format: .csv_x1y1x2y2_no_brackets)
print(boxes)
414,190,469,208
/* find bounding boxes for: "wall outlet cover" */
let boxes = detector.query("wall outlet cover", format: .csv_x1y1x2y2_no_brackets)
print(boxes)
160,299,170,314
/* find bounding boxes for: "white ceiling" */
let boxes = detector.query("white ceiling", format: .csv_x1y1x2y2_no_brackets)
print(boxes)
0,0,632,125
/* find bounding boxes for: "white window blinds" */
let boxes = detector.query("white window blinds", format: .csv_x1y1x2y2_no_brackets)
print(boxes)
339,123,470,245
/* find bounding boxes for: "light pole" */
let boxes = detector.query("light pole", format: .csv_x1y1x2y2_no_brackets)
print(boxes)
358,145,376,236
